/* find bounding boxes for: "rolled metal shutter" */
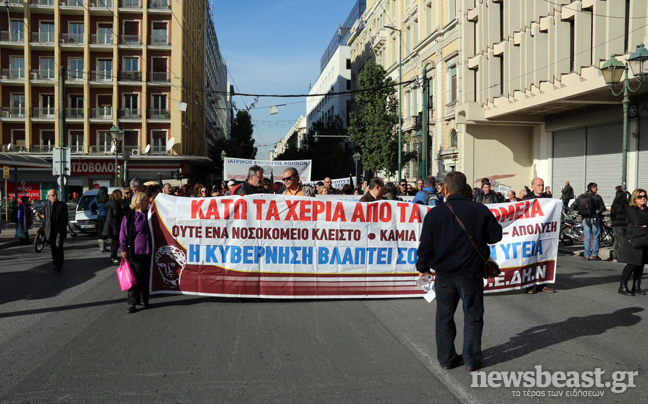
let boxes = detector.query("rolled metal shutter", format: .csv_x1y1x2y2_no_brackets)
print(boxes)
552,128,586,203
638,119,648,192
585,122,622,208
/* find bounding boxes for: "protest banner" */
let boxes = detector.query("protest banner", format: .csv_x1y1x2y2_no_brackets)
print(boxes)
310,176,357,188
148,195,561,299
223,158,312,183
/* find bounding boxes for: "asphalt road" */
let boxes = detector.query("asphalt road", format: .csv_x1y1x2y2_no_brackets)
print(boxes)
1,236,646,403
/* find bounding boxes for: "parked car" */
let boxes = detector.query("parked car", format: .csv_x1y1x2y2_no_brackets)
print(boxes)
68,188,119,235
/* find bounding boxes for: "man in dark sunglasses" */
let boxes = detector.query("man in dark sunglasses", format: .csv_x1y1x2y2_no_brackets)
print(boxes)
280,168,315,197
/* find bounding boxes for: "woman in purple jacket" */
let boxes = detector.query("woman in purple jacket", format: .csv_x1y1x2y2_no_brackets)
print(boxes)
119,192,151,313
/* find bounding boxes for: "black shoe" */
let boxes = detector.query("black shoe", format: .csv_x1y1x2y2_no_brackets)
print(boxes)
441,354,463,370
53,267,61,273
465,360,483,372
589,256,602,261
619,281,635,296
127,305,136,313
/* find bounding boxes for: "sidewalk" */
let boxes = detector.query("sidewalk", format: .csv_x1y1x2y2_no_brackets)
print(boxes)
0,222,22,249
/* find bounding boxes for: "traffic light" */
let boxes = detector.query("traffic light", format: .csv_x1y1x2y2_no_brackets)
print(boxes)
313,131,319,143
117,164,122,179
173,169,181,180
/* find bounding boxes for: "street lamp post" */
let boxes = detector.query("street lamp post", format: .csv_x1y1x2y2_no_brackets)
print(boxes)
352,152,361,185
220,150,227,181
109,126,123,187
600,44,648,191
385,24,403,182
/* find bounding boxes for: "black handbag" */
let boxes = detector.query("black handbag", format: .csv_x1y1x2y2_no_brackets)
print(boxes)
627,228,648,249
445,201,501,279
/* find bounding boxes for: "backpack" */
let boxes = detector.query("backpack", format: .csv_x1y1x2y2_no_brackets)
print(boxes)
230,184,242,195
423,191,439,206
576,193,596,217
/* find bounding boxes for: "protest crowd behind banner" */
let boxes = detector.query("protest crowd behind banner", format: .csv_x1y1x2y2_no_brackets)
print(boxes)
223,158,312,183
147,194,562,299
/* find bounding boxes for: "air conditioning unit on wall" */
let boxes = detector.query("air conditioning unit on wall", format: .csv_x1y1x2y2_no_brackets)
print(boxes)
131,149,140,155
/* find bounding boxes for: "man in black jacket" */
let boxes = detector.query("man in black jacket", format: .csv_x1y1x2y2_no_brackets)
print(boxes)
43,189,68,272
417,171,503,372
522,177,557,293
233,165,267,195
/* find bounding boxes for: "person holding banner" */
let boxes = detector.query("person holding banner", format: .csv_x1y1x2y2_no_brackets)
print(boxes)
120,192,152,313
522,177,556,294
416,171,502,372
233,165,267,195
281,168,315,197
359,178,385,202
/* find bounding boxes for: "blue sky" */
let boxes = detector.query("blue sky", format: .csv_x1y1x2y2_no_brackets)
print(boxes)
212,1,357,159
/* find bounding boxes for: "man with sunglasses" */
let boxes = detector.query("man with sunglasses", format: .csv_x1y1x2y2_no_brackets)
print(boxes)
281,168,315,197
233,165,267,195
43,189,68,273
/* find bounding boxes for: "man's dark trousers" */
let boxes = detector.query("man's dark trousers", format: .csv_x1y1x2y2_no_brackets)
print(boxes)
435,272,484,368
49,233,65,271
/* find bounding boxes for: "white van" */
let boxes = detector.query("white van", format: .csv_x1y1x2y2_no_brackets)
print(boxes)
68,187,121,235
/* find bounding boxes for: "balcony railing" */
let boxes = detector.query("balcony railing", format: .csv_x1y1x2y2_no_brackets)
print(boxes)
31,32,56,43
149,71,170,82
1,69,26,79
118,71,142,81
66,108,84,119
29,0,55,5
118,108,142,119
1,107,27,118
60,0,84,6
32,107,56,118
119,0,141,8
3,0,25,5
31,70,57,80
60,33,84,44
149,0,170,9
32,145,55,153
91,34,114,45
1,145,29,153
120,35,142,45
90,70,113,81
91,107,113,119
91,0,114,6
0,31,25,42
148,109,170,120
67,70,84,81
149,35,169,45
69,143,84,153
89,145,113,153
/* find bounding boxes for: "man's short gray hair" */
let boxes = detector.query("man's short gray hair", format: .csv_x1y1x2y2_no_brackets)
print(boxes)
247,165,263,179
424,175,436,188
130,177,143,189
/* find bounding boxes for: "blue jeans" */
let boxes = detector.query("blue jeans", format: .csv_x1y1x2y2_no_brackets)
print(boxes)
583,217,600,258
435,272,484,368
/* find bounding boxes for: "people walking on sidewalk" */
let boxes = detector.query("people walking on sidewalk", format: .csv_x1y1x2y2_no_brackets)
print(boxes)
573,183,606,261
89,186,109,252
104,189,125,264
16,196,32,245
610,190,630,262
618,189,648,296
43,189,68,272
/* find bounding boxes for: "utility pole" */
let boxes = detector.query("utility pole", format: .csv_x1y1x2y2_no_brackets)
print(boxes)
59,66,67,202
421,67,429,179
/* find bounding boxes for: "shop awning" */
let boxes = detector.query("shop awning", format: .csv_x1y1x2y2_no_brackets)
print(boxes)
0,153,52,168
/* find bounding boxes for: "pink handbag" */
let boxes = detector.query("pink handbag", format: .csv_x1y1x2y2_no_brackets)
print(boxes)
116,258,137,291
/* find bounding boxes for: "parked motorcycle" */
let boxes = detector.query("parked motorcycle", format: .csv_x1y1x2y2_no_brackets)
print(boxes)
560,220,583,246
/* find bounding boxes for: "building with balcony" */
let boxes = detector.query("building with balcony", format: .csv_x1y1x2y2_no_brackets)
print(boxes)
458,0,648,204
347,0,460,182
0,0,226,195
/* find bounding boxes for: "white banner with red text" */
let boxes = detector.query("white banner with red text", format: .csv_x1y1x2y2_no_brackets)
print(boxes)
148,195,561,298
